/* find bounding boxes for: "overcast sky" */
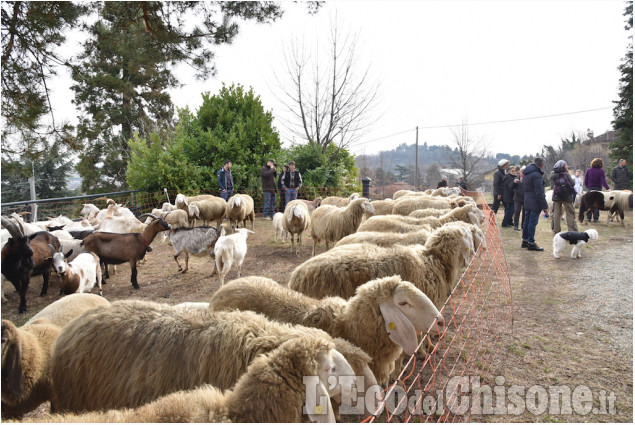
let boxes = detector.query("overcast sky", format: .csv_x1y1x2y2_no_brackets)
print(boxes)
50,0,630,158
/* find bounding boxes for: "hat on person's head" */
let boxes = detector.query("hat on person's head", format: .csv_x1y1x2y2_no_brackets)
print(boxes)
498,159,510,167
553,160,567,170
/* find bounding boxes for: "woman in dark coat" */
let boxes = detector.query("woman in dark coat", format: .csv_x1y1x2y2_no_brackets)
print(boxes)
513,166,526,231
501,166,518,227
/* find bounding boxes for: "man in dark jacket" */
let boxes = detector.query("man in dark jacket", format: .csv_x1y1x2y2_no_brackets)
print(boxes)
513,166,526,231
492,159,509,213
261,159,277,220
501,166,518,227
278,165,288,213
282,161,302,203
217,160,234,201
522,157,549,251
610,159,630,190
456,176,468,191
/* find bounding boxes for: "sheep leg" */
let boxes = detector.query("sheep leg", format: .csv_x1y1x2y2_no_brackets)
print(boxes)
130,260,140,289
183,252,189,273
174,250,183,272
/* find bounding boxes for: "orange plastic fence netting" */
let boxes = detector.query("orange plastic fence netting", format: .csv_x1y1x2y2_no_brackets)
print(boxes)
361,191,513,423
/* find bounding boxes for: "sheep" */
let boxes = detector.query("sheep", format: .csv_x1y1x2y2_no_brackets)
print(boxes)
143,208,165,224
310,198,376,256
392,189,417,200
272,212,288,243
289,223,481,308
49,245,102,296
167,225,223,274
161,202,176,212
49,300,373,416
299,196,323,213
358,204,484,233
321,193,361,207
210,275,445,385
283,200,311,254
429,187,462,197
212,228,253,285
187,197,226,228
95,204,146,233
1,294,109,418
408,207,452,218
334,227,432,248
225,193,255,231
172,301,210,312
82,214,171,289
370,199,394,215
392,195,469,215
21,336,358,423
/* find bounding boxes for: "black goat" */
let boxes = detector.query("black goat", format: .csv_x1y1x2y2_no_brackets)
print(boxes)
1,218,60,313
69,229,94,240
82,215,171,289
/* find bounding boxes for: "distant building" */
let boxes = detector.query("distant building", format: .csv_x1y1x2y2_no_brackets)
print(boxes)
583,130,617,151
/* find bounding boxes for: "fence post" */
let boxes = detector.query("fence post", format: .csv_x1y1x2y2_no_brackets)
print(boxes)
362,177,372,199
28,176,37,222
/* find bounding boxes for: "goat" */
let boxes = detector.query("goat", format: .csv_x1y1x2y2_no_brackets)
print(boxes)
212,228,254,285
50,245,103,296
168,226,224,274
81,215,171,289
1,217,33,313
95,204,146,233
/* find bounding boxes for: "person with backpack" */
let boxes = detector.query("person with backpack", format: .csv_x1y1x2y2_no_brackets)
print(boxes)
549,160,578,234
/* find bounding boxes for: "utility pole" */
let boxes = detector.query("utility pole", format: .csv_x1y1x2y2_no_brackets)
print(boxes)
29,161,37,222
415,126,419,191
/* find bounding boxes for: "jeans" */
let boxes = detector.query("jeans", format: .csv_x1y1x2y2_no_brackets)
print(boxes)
502,202,515,226
279,189,287,212
513,201,525,228
522,209,541,244
263,191,276,218
220,190,233,201
286,188,298,204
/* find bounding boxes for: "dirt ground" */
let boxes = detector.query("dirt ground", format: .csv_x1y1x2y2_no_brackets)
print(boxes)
2,210,633,422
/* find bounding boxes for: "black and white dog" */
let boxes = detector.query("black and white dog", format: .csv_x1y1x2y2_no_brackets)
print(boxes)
552,229,598,259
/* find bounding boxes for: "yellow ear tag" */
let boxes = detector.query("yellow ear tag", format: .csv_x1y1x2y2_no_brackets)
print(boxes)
314,405,324,415
389,322,396,330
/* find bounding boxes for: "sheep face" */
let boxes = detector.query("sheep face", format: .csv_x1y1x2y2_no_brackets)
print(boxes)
307,347,355,422
360,199,376,216
187,203,200,219
390,282,444,337
175,193,187,208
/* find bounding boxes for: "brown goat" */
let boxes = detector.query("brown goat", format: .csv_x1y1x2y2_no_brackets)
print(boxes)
82,215,171,289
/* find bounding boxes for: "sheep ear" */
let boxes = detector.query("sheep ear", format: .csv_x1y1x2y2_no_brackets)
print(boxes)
305,377,336,423
1,322,25,399
379,300,418,355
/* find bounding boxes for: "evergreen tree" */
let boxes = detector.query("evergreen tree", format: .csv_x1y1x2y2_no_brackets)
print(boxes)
610,1,633,176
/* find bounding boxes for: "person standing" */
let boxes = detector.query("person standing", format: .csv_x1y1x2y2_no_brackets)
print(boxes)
501,166,517,228
261,159,277,220
456,176,468,191
282,160,302,203
492,159,509,214
437,176,448,188
549,160,578,234
217,160,234,201
278,164,288,213
522,157,549,251
513,166,526,231
572,169,583,205
610,158,630,190
583,158,610,222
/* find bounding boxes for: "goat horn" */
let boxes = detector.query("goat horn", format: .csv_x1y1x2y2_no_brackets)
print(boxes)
138,213,159,221
1,216,23,238
48,244,57,257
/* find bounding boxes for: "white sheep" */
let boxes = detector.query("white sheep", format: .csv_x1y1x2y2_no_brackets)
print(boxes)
21,336,356,423
209,275,445,385
212,228,254,285
187,197,226,228
358,204,483,233
370,199,394,215
272,212,288,243
49,300,373,417
289,223,482,308
320,193,361,207
392,195,457,215
1,294,109,418
334,227,432,248
310,198,376,256
49,245,102,296
408,207,451,218
283,200,311,254
299,196,323,213
225,193,255,231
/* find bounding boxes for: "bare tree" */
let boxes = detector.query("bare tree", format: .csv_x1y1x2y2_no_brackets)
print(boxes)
275,18,380,154
446,120,490,189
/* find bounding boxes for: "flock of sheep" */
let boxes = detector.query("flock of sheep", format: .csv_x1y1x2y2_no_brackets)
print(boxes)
1,186,487,422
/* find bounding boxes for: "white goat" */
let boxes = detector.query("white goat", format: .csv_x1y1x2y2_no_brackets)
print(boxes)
212,228,254,285
49,245,103,296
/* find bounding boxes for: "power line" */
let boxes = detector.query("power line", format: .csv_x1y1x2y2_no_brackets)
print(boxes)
351,106,613,149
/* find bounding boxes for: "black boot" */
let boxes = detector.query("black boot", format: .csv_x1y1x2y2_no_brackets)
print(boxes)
527,242,544,251
521,240,529,248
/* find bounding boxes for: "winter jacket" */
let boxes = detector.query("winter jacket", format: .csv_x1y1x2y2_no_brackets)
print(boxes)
437,180,448,188
610,165,630,190
573,175,583,195
513,177,525,203
584,167,609,190
217,167,234,191
260,165,277,193
492,166,506,196
549,168,575,202
522,163,548,212
282,170,302,189
502,173,517,204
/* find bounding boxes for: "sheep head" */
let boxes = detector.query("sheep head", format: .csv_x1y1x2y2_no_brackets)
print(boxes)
187,203,200,219
356,198,376,216
1,320,25,400
175,193,188,208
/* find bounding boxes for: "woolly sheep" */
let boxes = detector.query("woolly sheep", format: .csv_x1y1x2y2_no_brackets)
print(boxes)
392,195,457,215
429,187,462,197
187,197,226,228
334,228,432,248
392,189,417,200
310,198,376,256
225,193,255,231
272,212,288,243
212,228,254,285
1,294,109,418
359,204,483,233
210,275,444,385
49,300,373,416
160,209,189,229
408,207,452,218
299,196,323,213
289,223,482,308
321,193,361,207
19,336,358,423
283,200,311,254
370,199,394,215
